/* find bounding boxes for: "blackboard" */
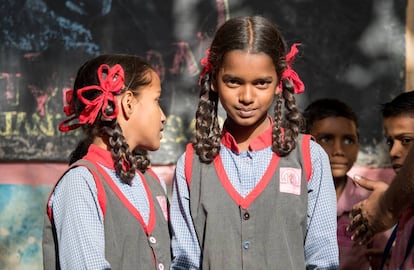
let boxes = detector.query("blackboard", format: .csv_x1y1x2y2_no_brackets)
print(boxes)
0,0,407,166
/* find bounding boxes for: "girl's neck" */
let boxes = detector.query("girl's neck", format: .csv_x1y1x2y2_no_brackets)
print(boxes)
224,116,271,152
92,136,110,150
334,176,348,200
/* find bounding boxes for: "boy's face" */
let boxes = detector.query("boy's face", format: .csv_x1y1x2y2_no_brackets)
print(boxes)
310,116,359,179
383,114,414,174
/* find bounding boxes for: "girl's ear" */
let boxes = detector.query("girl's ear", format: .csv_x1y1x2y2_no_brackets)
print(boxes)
120,91,134,119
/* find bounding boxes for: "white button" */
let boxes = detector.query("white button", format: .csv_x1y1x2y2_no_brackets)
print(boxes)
158,263,164,270
243,241,250,249
149,236,157,244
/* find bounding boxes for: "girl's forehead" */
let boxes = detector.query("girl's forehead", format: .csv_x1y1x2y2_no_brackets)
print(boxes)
220,50,276,75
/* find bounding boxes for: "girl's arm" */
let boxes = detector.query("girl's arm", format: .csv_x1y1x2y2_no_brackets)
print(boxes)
170,154,201,270
50,167,110,269
305,141,339,269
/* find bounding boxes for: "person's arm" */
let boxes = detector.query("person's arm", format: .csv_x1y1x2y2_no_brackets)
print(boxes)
170,154,201,269
50,167,110,269
305,142,339,269
349,145,414,243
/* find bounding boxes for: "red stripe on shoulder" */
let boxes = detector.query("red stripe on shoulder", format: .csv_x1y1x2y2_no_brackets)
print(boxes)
302,134,312,182
86,163,107,217
184,143,194,187
147,168,161,184
46,160,107,221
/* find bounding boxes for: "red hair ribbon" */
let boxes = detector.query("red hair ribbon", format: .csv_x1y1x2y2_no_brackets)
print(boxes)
59,64,125,132
198,49,212,85
279,43,305,94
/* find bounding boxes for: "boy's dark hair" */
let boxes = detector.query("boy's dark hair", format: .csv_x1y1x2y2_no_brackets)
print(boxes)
381,91,414,118
195,16,304,163
68,54,154,183
303,98,358,133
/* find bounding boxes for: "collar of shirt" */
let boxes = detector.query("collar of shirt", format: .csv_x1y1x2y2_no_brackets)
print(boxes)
84,144,115,169
221,116,274,153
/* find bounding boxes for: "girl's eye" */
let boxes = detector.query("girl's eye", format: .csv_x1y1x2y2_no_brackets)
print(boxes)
226,79,241,87
255,80,271,89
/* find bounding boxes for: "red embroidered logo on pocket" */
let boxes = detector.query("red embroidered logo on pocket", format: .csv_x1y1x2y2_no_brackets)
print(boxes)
279,167,301,195
156,196,169,221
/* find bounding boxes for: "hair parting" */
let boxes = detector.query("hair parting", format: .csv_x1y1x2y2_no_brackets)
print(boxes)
194,16,305,163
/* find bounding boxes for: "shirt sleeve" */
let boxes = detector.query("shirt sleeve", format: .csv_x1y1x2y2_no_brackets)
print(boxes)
49,166,111,270
305,141,339,269
170,153,201,269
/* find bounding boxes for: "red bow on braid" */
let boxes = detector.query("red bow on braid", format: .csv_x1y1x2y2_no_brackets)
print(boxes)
279,43,305,94
198,49,212,85
59,64,125,132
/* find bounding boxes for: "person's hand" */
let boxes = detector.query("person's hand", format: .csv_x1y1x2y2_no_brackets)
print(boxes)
348,175,394,244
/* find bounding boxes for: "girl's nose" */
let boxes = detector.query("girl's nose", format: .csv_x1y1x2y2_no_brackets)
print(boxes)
160,108,166,124
239,85,254,104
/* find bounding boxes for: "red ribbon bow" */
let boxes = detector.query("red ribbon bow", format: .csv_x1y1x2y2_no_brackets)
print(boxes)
198,49,212,85
59,64,125,132
279,43,305,94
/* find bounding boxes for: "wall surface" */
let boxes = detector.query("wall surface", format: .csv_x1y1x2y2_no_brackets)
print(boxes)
0,0,409,269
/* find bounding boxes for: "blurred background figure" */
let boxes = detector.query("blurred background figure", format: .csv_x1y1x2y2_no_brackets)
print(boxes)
304,98,389,270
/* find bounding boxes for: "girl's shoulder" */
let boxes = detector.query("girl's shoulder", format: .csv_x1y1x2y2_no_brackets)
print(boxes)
54,165,97,195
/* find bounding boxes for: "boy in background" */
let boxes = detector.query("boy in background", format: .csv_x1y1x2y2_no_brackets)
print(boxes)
304,98,389,270
379,91,414,269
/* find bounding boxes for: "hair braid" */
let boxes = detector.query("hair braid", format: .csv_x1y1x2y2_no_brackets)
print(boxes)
102,124,137,184
193,74,221,163
272,79,305,156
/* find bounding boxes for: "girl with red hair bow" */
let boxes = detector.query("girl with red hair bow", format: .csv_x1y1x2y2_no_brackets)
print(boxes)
170,15,338,269
43,54,170,270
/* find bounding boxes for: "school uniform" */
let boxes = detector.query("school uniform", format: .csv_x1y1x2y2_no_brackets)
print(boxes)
170,123,339,269
43,145,171,270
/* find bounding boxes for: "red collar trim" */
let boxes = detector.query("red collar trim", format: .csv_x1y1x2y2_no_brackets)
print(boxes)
221,117,274,153
84,145,115,169
214,153,280,209
83,146,156,234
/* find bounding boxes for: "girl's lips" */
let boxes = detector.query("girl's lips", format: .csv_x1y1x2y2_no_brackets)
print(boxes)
237,108,255,118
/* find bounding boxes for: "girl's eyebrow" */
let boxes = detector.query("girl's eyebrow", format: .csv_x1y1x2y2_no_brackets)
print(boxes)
222,74,239,79
222,74,274,81
253,76,273,81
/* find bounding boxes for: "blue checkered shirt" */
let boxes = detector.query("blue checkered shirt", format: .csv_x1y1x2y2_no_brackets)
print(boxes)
170,141,339,269
48,164,166,269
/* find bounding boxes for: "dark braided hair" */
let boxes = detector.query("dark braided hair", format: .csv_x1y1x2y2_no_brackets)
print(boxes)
68,54,153,184
195,16,304,163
